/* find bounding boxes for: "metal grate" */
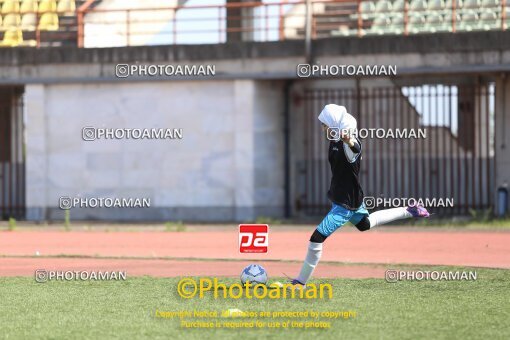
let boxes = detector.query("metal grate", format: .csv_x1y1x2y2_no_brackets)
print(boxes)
0,87,25,220
299,83,495,216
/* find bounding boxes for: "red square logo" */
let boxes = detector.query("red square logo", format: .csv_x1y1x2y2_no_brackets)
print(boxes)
239,224,269,253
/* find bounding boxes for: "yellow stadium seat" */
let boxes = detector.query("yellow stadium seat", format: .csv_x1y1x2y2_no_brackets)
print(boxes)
0,28,22,46
0,15,2,28
20,0,37,14
2,13,20,29
38,12,58,30
57,0,75,15
18,37,36,46
1,0,20,15
20,12,35,30
38,0,56,14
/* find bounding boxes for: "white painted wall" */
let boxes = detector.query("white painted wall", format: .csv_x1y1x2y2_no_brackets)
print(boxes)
24,80,285,221
84,0,183,47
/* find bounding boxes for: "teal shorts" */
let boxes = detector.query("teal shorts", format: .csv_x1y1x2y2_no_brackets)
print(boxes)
317,202,369,237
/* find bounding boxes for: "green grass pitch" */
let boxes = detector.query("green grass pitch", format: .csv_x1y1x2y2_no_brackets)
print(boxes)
1,267,509,339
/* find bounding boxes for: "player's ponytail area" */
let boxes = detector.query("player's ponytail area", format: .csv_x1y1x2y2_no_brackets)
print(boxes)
0,225,509,339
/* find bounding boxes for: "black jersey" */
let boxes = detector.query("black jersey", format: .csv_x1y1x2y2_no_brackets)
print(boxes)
327,137,364,210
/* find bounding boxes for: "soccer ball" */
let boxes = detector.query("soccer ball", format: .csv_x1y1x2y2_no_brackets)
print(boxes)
240,264,268,285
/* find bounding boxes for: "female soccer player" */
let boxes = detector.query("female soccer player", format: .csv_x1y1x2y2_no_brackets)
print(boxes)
292,104,430,286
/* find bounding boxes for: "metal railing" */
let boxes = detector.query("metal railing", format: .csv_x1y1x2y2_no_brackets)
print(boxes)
0,0,509,48
76,0,304,47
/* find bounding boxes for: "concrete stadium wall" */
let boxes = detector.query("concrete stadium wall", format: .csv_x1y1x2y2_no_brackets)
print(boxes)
2,31,510,84
2,31,509,219
25,80,285,222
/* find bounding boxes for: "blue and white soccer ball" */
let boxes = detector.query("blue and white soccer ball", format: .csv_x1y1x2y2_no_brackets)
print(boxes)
240,264,268,285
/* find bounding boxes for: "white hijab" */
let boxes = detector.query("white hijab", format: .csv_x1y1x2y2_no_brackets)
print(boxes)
318,104,357,133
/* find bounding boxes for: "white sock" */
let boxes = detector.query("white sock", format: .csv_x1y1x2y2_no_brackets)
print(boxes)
296,242,323,284
368,207,412,228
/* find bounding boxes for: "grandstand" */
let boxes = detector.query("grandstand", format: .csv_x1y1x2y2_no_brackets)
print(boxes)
1,0,509,48
0,0,91,47
308,0,510,38
362,0,506,36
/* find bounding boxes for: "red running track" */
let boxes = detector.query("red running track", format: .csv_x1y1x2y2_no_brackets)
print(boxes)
0,257,387,279
0,229,508,277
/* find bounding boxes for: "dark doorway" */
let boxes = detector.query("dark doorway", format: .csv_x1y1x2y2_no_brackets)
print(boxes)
0,87,25,220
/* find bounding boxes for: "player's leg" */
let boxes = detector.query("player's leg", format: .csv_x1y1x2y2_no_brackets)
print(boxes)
352,204,430,232
292,229,327,285
293,204,351,285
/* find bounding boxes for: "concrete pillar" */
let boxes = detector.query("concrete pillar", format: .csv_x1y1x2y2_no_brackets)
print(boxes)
232,80,285,221
495,75,510,214
233,80,256,220
24,84,47,221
